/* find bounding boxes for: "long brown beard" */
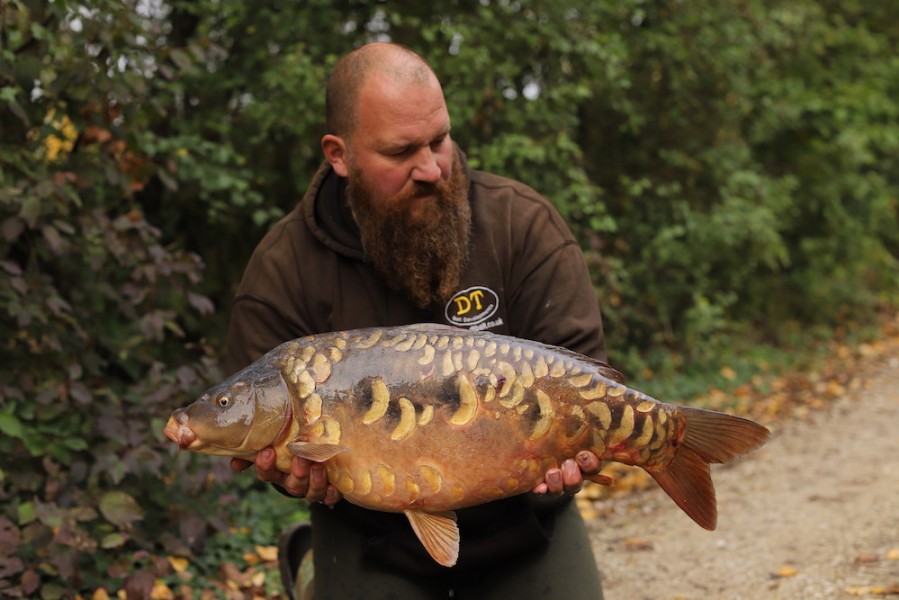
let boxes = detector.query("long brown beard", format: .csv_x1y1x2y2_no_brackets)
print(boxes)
347,156,471,309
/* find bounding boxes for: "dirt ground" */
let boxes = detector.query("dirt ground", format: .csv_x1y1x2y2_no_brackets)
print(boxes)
584,354,899,600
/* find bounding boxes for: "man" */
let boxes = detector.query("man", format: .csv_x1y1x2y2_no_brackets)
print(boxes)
226,42,607,599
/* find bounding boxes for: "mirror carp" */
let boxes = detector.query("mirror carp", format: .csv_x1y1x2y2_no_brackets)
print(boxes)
164,324,770,567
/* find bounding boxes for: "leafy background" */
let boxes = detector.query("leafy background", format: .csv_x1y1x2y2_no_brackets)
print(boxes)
1,1,897,597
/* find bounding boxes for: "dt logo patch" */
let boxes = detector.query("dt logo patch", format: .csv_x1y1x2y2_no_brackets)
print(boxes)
445,286,500,327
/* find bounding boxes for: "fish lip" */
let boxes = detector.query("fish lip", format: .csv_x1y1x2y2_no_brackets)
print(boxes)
163,416,197,449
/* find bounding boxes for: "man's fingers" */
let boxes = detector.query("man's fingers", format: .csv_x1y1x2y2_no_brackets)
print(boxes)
576,451,602,474
323,484,342,506
253,448,282,483
542,467,564,495
233,449,340,504
304,463,328,503
561,458,584,495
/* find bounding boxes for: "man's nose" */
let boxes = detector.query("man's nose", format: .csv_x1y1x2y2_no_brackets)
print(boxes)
411,147,442,183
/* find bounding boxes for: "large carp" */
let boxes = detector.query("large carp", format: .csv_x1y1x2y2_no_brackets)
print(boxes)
164,324,769,567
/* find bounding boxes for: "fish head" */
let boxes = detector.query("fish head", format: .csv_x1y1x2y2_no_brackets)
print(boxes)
163,359,292,460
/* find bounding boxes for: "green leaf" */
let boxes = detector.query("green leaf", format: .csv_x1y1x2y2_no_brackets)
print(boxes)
0,86,18,103
101,532,129,549
0,414,23,438
99,491,144,527
18,501,36,525
63,438,88,451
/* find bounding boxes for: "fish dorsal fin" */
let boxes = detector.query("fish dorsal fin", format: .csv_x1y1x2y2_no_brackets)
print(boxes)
516,336,625,384
403,510,459,568
539,344,626,385
286,442,350,462
578,355,626,385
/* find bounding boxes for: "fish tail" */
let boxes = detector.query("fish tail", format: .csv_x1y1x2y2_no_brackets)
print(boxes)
648,406,770,530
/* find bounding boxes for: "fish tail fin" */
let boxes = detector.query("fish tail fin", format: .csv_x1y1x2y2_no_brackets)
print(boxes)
649,407,770,530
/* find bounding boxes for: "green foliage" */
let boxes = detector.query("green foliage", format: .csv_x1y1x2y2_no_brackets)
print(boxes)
2,0,898,595
0,1,298,596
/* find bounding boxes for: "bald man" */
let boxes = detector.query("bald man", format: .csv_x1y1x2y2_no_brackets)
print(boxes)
226,43,607,599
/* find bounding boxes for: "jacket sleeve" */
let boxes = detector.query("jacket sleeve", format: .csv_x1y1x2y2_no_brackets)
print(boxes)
223,220,314,375
504,197,607,363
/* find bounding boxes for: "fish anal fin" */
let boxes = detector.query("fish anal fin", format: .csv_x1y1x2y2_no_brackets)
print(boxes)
287,441,350,462
403,510,459,568
649,446,717,530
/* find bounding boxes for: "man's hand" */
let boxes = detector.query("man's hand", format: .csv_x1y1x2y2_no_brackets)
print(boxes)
230,447,342,505
532,451,603,496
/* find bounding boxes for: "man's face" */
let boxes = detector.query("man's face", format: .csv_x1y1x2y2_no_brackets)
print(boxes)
340,74,470,309
343,71,455,219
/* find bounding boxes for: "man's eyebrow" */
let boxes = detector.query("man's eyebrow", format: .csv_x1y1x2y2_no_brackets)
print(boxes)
380,129,451,153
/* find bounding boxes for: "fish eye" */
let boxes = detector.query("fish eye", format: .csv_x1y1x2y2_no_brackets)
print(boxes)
217,392,231,408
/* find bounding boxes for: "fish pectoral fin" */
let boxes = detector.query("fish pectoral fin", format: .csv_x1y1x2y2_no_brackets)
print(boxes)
286,442,350,462
403,510,459,568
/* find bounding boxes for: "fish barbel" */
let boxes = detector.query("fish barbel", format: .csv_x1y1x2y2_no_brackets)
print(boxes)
164,324,770,567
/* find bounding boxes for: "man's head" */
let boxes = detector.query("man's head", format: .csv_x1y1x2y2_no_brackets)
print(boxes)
321,43,470,309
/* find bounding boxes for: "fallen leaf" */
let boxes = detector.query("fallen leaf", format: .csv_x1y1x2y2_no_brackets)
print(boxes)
255,545,278,562
845,585,899,596
774,565,798,578
251,571,265,587
887,548,899,561
623,537,654,551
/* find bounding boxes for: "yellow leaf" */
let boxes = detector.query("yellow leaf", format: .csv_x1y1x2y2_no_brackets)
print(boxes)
150,581,174,600
845,587,869,596
623,537,654,551
92,590,111,600
775,565,798,578
251,572,266,587
168,556,190,573
844,586,899,596
887,548,899,560
720,366,736,380
255,544,279,562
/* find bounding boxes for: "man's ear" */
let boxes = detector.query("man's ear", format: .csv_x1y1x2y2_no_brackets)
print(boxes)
321,134,349,177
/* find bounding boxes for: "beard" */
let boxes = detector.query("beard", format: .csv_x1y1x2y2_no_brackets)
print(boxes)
346,154,471,309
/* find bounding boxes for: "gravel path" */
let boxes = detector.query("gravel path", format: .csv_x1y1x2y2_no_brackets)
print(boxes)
586,357,899,600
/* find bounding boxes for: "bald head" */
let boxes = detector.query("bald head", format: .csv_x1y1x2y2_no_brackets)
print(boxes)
326,43,439,138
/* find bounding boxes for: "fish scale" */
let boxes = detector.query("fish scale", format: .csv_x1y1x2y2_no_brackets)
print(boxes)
164,324,770,568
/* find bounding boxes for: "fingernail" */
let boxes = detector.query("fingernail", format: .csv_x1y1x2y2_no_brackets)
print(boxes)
548,470,561,486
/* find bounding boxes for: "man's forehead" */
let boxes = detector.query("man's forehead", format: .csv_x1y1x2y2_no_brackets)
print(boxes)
356,76,450,143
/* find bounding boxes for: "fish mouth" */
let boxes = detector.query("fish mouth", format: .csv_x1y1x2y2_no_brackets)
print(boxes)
163,414,197,449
